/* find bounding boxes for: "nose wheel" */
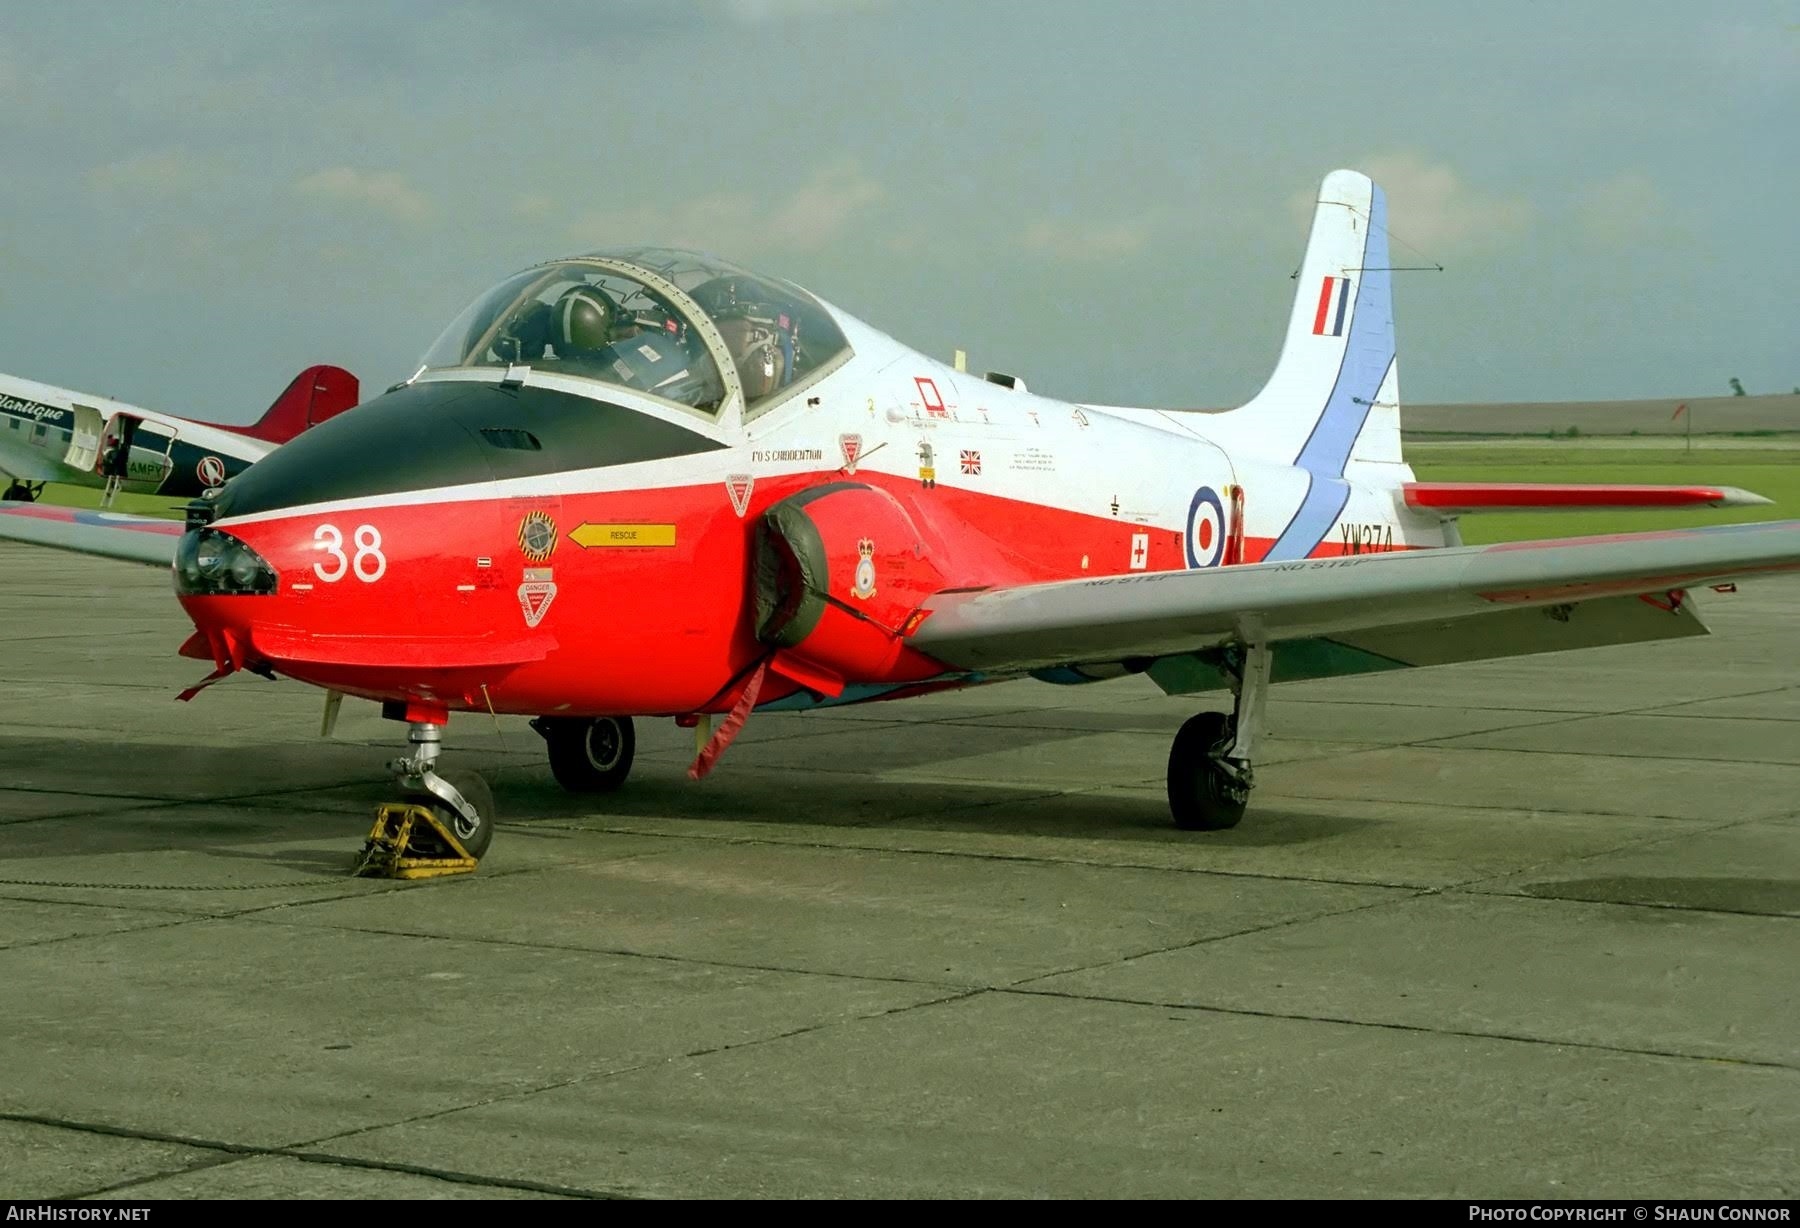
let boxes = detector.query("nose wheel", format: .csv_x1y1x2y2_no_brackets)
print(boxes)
355,719,495,877
533,715,636,793
2,481,44,502
1166,641,1269,831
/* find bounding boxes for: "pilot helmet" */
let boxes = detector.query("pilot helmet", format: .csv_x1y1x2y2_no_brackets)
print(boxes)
692,277,796,399
551,283,623,357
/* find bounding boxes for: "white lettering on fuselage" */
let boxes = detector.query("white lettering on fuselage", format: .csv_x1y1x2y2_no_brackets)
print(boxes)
0,395,68,423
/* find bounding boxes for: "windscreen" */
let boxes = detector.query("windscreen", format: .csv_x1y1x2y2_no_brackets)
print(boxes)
420,262,726,414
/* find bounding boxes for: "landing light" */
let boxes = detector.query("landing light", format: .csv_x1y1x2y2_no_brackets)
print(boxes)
175,528,277,597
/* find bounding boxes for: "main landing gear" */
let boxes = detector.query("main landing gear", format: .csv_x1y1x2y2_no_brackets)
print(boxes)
532,715,636,793
354,716,495,878
1167,641,1271,831
2,480,44,502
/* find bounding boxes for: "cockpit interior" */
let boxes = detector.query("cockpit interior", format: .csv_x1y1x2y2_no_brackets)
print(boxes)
419,249,852,420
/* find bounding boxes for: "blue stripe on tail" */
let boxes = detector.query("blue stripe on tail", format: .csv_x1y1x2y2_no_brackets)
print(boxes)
1265,185,1397,562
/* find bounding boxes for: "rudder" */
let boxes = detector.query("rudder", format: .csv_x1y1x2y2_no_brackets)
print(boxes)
231,365,359,444
1224,170,1400,470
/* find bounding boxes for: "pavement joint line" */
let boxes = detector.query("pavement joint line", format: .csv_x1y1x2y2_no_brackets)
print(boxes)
0,1112,614,1201
1252,789,1774,824
1619,707,1800,725
865,784,1093,828
1003,887,1430,991
0,788,372,828
230,912,980,992
1403,717,1800,766
1429,807,1800,921
1280,691,1800,770
294,988,988,1167
0,912,206,950
0,889,202,919
510,818,1431,892
998,985,1800,1073
213,850,674,919
0,778,401,818
67,1153,252,1201
988,803,1793,992
0,787,197,806
1367,807,1789,909
1456,885,1800,921
1260,691,1786,717
1440,808,1794,892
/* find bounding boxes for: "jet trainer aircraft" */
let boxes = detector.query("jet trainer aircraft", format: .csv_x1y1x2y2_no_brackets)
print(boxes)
3,169,1795,863
0,364,357,505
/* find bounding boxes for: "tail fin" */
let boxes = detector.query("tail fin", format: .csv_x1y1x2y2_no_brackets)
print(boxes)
1225,169,1401,469
221,365,359,444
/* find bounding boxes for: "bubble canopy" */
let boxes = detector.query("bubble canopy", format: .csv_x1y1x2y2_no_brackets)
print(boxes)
419,249,851,418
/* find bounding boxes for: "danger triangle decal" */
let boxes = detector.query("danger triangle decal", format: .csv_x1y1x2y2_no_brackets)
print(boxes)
518,580,557,628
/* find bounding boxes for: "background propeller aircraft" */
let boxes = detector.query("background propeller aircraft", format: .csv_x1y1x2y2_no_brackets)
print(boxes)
3,169,1795,863
0,364,357,506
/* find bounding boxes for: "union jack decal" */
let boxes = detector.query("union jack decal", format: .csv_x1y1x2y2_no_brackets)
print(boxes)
960,450,981,475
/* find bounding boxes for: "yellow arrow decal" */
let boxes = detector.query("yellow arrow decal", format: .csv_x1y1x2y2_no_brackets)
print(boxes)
569,523,678,548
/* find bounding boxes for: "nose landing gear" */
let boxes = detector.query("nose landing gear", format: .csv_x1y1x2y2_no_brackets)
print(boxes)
354,717,495,878
1167,641,1270,831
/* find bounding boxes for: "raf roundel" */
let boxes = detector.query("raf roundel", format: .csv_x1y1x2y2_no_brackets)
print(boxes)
1185,486,1226,569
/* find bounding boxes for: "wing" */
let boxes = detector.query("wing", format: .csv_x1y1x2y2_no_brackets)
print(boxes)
0,503,182,566
908,521,1800,685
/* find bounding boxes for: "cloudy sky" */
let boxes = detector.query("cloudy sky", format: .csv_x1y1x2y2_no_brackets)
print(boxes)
0,1,1793,422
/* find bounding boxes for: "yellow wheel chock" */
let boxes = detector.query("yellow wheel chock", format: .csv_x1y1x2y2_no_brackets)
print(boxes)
352,801,479,879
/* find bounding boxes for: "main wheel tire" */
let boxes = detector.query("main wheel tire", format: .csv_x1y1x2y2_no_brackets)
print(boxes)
1167,711,1249,831
544,715,636,793
399,768,496,860
2,484,30,502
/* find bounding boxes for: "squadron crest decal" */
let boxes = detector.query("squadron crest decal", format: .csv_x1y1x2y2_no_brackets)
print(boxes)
851,538,877,600
518,511,557,563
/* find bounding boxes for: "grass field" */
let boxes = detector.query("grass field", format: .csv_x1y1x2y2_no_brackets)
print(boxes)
36,483,191,518
31,439,1800,547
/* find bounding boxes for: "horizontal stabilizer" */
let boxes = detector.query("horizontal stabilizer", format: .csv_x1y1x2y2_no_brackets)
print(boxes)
0,504,181,566
1402,483,1772,515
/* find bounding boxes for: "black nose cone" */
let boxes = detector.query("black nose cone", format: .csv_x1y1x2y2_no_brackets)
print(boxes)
211,379,724,519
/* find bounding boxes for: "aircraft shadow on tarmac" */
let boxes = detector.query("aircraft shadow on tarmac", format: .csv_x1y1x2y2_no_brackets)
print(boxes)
0,725,1385,874
5,729,1796,915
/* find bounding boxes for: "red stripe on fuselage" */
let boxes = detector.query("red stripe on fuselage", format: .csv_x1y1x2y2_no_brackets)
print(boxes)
180,471,1413,717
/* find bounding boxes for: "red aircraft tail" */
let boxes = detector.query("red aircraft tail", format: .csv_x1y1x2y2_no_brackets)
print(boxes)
216,365,359,444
